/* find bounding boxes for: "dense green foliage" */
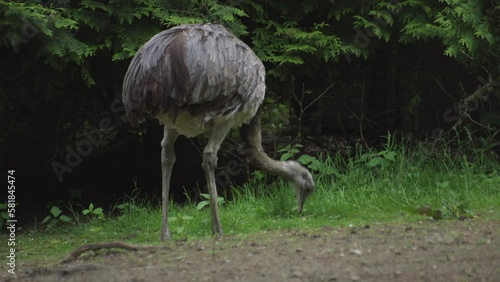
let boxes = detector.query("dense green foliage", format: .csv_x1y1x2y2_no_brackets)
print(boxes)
0,1,499,209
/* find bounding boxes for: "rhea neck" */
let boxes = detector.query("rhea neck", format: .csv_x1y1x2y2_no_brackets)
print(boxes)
239,114,295,181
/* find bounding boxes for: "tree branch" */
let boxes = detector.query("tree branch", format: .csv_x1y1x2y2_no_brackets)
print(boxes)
59,242,151,264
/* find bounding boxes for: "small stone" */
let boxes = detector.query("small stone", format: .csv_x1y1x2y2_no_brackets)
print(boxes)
350,249,362,255
291,270,303,278
350,273,360,281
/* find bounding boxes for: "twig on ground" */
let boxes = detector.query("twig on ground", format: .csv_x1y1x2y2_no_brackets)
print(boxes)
59,242,151,265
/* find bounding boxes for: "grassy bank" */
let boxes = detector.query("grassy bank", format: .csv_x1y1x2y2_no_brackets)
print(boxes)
3,136,500,265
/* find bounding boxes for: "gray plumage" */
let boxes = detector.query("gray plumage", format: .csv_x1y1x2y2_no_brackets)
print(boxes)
122,24,314,241
123,24,264,134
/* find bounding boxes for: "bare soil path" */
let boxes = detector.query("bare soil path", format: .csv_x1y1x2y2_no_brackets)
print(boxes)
5,219,499,282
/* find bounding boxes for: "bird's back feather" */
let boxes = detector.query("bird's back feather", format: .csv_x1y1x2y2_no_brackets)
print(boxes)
122,24,265,127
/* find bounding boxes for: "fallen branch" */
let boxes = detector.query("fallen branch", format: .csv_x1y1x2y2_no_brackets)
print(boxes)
59,242,149,265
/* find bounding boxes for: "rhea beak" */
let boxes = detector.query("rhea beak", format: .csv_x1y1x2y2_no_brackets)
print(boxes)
296,183,314,214
298,197,304,214
297,188,306,215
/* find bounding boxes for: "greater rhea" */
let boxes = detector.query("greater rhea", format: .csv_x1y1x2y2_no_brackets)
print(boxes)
122,24,314,241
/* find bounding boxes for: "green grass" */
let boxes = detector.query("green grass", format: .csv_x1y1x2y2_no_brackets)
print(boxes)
3,136,500,266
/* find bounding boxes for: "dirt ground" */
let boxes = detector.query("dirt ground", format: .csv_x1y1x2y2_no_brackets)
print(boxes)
5,219,499,282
